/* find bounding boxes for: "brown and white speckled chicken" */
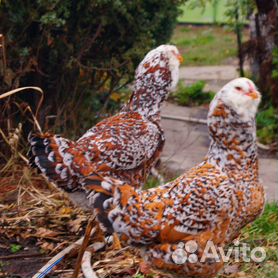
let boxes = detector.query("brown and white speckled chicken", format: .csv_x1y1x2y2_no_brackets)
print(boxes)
28,45,183,192
82,77,265,277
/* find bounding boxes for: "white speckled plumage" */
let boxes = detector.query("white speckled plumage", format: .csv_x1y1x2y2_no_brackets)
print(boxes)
28,45,182,192
83,77,265,277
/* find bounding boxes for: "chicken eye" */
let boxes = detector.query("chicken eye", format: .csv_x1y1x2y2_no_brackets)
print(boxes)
235,86,242,91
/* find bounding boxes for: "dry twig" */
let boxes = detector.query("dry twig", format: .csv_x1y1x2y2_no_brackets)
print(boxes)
72,217,96,278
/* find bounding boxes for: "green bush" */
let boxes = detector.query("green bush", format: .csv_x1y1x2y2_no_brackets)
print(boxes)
0,0,185,138
173,80,215,106
256,105,278,145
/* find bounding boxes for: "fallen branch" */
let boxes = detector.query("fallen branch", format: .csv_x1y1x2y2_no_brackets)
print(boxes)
256,142,273,151
82,242,106,278
162,114,207,124
31,235,86,278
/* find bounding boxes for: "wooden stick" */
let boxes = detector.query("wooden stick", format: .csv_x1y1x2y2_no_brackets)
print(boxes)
72,217,95,278
32,236,85,278
0,253,47,260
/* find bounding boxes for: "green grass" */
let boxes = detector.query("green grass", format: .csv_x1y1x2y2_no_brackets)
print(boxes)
9,244,22,253
241,203,278,277
245,203,278,240
173,80,215,106
171,25,240,66
178,0,229,23
218,203,278,278
143,176,160,190
256,105,278,145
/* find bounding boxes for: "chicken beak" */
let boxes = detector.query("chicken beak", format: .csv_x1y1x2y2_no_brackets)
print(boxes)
247,90,260,100
176,54,184,64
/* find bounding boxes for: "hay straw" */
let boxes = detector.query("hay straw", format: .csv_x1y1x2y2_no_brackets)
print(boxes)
0,86,44,132
0,127,28,164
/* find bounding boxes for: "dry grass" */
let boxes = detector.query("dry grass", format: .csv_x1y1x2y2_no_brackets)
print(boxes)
0,165,90,251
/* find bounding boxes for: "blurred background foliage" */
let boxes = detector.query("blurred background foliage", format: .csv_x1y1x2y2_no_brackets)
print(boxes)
0,0,185,139
182,0,278,108
0,0,277,149
177,0,278,145
173,80,214,106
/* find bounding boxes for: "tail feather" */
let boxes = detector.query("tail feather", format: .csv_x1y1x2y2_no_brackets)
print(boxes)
28,133,78,191
81,173,122,196
81,174,120,233
81,174,135,234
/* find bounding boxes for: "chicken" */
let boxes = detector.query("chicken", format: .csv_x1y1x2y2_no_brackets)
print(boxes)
82,78,265,277
28,45,183,192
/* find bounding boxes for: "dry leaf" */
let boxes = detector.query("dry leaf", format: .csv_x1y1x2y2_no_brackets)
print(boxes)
59,207,73,215
36,227,59,238
236,271,248,277
139,261,152,275
3,68,15,86
68,217,84,233
110,92,121,102
40,241,55,252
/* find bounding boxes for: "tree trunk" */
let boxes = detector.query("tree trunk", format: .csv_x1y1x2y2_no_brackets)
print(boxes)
235,5,244,77
245,0,278,107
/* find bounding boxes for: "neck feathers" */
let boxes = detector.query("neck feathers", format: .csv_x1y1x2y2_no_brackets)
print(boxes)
123,58,172,118
207,102,258,180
